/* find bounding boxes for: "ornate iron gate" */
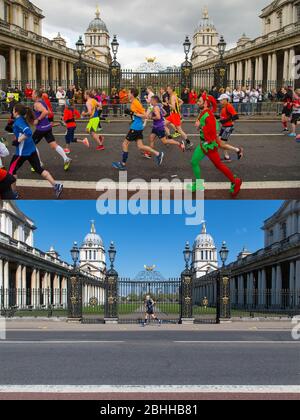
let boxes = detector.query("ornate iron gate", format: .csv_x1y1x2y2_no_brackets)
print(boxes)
117,278,181,324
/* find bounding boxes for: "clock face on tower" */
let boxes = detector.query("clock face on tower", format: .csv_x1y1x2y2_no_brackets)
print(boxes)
89,242,93,248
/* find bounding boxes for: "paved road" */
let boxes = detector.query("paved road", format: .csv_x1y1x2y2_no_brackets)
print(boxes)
0,330,299,386
1,119,299,199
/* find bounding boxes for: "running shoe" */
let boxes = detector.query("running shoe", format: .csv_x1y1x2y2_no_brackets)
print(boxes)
64,158,72,172
96,145,105,151
282,128,289,132
186,180,205,192
143,153,152,159
296,135,300,142
231,178,243,199
0,137,8,145
172,131,181,139
64,148,71,154
155,152,164,166
83,138,90,148
237,148,244,160
179,142,185,152
31,167,35,173
185,141,194,151
288,133,296,137
54,184,63,199
112,162,127,171
222,156,232,163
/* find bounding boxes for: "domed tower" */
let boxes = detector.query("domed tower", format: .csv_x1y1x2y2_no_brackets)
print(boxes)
192,6,219,66
79,221,106,279
84,6,111,64
192,222,218,278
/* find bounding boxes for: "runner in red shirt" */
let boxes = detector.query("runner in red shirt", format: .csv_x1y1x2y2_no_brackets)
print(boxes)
63,99,90,154
189,89,198,117
24,83,33,101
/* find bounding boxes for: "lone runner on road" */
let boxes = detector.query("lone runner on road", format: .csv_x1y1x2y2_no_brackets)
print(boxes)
143,295,162,326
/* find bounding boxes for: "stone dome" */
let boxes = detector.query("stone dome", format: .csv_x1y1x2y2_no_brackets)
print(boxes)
87,8,108,33
82,222,103,247
194,223,216,249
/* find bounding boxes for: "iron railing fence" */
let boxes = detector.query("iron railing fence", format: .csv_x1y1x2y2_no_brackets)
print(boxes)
117,278,181,324
231,289,300,318
0,288,68,318
0,100,286,117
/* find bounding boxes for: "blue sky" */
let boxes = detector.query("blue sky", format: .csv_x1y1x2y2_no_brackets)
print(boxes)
17,200,283,278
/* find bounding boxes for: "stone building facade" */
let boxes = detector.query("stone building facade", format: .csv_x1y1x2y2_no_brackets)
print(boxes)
0,1,110,89
0,201,106,309
194,201,300,308
192,0,300,89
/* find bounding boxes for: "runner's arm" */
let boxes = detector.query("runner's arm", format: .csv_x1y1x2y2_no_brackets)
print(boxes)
34,102,48,124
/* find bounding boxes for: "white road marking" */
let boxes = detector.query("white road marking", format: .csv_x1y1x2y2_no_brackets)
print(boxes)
0,341,125,344
16,179,300,191
0,385,299,394
174,341,300,344
50,133,286,137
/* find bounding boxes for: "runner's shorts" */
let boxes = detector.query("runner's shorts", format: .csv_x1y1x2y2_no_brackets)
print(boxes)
65,127,77,144
152,128,166,139
33,129,55,145
167,113,181,127
282,106,292,117
9,151,44,176
87,117,100,133
126,129,144,142
220,126,234,141
291,113,300,125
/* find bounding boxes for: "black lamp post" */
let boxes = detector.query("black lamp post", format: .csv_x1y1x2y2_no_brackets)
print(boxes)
71,241,80,268
110,34,121,92
183,241,192,270
217,35,227,61
180,241,194,324
105,241,119,323
74,35,87,91
219,241,229,268
217,241,231,323
108,241,117,270
68,241,82,320
181,36,192,90
214,35,228,90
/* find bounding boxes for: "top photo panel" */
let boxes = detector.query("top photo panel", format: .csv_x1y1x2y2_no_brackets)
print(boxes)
0,0,299,201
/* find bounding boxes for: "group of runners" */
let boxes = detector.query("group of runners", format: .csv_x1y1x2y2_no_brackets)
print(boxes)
280,86,300,139
2,81,284,200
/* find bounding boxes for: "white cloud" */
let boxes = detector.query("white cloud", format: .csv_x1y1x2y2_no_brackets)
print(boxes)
37,0,270,69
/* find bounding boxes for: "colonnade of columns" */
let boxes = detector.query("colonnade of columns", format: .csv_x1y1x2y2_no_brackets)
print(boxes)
0,259,68,309
227,47,296,89
231,260,300,308
82,283,105,306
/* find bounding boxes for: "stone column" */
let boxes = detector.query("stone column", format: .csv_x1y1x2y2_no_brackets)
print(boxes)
247,273,254,305
4,260,9,308
271,53,277,89
15,49,21,84
41,55,46,86
295,260,300,294
32,53,37,88
27,52,33,83
261,269,266,305
61,61,67,88
258,270,263,305
44,56,49,87
257,56,263,85
276,265,282,306
68,62,74,85
16,264,22,306
53,275,60,306
289,261,295,308
238,275,244,305
9,47,16,82
283,50,290,82
267,54,272,89
271,266,277,305
50,57,56,86
289,48,295,84
0,259,3,307
31,269,37,308
21,265,27,307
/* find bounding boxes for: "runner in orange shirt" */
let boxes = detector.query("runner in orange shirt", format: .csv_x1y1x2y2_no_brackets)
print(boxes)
218,93,243,162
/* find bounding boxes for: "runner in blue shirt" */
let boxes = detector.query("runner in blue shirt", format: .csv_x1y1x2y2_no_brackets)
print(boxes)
8,103,63,199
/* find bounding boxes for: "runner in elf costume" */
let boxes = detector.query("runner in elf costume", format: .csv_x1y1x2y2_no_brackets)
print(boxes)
188,93,243,198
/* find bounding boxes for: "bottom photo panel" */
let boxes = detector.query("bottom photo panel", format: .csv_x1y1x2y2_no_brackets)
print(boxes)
0,199,299,402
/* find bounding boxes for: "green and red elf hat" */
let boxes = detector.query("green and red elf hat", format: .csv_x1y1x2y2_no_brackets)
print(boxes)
201,92,218,113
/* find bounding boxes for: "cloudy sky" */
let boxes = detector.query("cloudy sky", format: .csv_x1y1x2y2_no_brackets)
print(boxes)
36,0,270,69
